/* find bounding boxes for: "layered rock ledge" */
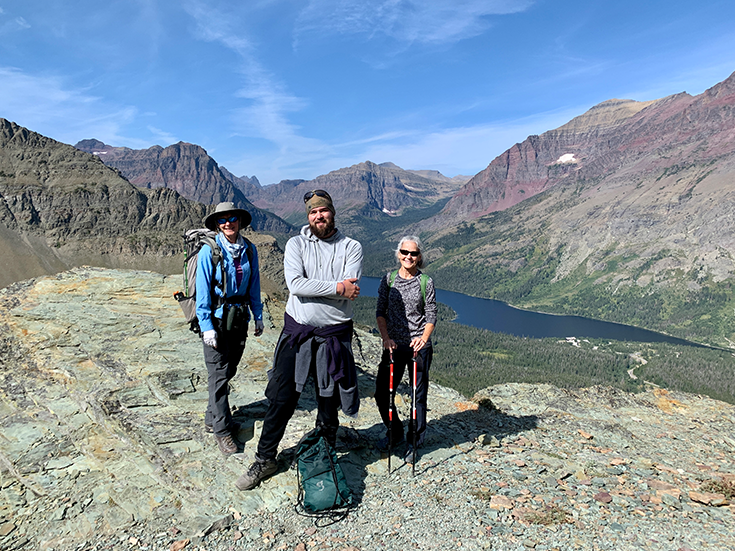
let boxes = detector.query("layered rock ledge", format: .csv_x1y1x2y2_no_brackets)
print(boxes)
0,269,733,550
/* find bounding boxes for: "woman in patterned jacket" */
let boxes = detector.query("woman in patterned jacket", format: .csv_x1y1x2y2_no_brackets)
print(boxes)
374,235,437,464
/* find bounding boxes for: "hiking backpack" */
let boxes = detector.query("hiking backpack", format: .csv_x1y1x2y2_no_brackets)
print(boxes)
291,427,353,524
174,228,253,333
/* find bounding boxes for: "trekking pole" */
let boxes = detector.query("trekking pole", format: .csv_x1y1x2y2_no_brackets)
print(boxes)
411,354,417,476
388,350,394,474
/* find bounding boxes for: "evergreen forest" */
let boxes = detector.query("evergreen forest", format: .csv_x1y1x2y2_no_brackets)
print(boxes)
353,297,735,405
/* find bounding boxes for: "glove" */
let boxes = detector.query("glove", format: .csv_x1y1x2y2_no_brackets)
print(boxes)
203,329,217,348
254,319,265,337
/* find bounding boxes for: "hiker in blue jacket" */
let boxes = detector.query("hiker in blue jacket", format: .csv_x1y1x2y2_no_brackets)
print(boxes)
197,202,264,456
374,236,437,464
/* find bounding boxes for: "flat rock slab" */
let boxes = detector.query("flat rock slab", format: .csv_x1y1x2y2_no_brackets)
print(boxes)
1,268,734,551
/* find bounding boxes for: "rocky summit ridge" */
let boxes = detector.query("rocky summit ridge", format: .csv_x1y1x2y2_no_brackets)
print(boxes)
247,160,466,224
439,71,735,221
73,139,290,234
1,268,733,550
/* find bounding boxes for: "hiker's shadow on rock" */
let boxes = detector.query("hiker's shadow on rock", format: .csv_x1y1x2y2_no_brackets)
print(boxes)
231,398,270,449
362,398,539,477
416,405,539,474
341,424,376,505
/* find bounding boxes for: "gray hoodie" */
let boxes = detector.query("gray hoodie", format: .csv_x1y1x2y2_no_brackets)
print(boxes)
284,225,363,327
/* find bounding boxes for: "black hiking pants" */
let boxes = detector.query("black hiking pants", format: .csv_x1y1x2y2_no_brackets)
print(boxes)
375,344,432,447
256,335,341,461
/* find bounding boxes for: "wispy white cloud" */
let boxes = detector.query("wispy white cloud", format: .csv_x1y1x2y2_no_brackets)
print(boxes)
0,14,30,35
230,105,580,185
344,108,578,175
295,0,533,46
183,1,334,169
182,0,545,184
0,66,149,148
147,125,179,145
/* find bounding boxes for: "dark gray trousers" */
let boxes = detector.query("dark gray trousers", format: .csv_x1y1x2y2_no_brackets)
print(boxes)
374,344,432,447
202,328,246,436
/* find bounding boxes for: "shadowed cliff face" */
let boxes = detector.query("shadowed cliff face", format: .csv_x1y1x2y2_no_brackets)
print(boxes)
1,268,733,549
0,119,286,291
73,139,292,234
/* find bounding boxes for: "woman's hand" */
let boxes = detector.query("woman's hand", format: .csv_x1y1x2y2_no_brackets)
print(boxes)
410,337,427,354
254,320,264,337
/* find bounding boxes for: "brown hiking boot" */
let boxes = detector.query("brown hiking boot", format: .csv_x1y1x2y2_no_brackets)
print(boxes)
235,458,278,490
206,421,241,434
215,433,238,455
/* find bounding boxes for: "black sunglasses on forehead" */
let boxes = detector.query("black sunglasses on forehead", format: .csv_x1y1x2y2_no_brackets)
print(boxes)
303,189,332,203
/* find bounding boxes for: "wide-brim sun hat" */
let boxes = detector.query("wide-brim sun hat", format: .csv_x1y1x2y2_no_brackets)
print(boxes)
204,202,253,231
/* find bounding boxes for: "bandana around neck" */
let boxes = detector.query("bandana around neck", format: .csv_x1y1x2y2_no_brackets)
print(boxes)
219,233,245,260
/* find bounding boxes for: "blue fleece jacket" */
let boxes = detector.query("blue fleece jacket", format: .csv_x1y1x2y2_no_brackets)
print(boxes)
195,233,263,333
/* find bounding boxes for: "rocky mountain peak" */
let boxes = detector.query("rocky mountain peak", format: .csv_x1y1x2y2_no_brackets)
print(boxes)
74,138,111,153
556,98,662,133
435,71,735,224
72,138,292,233
249,159,466,222
701,69,735,101
0,120,290,290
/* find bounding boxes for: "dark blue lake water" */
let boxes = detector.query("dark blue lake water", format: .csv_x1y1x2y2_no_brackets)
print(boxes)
360,276,701,347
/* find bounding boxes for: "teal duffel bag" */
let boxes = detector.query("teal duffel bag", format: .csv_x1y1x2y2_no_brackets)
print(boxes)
292,428,352,522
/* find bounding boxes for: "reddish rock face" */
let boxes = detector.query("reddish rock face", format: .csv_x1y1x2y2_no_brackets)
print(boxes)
440,71,735,222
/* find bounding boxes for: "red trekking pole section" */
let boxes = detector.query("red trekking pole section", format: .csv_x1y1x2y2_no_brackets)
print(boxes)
411,354,417,476
388,351,394,473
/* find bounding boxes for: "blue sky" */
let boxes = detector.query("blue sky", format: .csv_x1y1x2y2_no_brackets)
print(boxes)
1,1,734,185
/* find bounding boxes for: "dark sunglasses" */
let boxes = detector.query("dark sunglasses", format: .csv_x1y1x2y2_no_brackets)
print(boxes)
217,215,239,225
399,249,421,257
303,189,332,203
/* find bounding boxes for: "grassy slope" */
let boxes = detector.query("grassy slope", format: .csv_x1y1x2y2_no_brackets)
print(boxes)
425,198,735,348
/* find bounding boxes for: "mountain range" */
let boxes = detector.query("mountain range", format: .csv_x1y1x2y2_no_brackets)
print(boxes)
244,160,467,224
0,120,285,293
418,71,735,347
76,138,468,228
4,73,735,551
3,70,735,346
73,139,290,234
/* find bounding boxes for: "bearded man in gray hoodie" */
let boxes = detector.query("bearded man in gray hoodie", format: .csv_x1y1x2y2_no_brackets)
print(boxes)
237,189,363,491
